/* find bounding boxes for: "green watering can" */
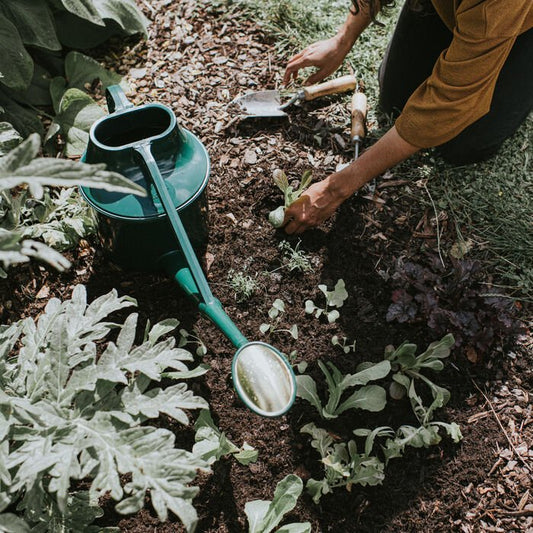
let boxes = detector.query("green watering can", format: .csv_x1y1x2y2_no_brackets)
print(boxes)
80,85,296,417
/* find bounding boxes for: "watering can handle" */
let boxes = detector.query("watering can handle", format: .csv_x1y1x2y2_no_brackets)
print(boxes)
106,85,134,113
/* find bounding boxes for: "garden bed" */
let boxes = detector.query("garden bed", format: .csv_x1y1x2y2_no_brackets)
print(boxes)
1,1,531,532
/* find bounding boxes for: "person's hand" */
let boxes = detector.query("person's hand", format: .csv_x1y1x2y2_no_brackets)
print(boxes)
282,177,347,234
283,36,350,86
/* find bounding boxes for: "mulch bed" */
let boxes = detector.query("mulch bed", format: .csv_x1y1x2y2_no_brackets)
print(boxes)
1,1,531,531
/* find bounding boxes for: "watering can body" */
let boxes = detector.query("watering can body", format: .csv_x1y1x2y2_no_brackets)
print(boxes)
80,85,210,271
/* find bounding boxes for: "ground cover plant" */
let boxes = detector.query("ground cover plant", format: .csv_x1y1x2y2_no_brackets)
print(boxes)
0,0,531,532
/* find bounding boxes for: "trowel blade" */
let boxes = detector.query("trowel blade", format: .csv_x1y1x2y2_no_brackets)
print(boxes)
229,90,288,118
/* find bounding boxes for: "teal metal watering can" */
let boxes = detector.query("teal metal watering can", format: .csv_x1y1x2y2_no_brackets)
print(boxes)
80,85,296,417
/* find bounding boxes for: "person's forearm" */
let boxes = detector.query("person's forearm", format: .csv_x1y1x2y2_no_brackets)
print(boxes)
328,126,419,199
335,4,374,53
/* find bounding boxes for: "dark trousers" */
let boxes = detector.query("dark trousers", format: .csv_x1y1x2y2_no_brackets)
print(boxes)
379,2,533,164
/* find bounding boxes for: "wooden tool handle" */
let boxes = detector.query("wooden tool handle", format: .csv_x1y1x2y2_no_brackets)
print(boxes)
302,75,357,101
350,91,367,141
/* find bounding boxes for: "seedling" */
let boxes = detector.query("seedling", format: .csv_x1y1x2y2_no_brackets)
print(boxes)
278,240,314,273
268,169,312,228
296,359,390,419
178,326,208,356
331,335,356,353
385,333,454,423
305,279,348,323
244,474,311,533
259,298,298,340
227,268,260,302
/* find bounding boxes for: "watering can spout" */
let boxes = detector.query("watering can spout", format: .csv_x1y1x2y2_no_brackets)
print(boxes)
159,251,249,348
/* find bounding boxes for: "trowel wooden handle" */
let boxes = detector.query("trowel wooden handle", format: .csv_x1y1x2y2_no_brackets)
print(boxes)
302,75,357,101
350,91,367,141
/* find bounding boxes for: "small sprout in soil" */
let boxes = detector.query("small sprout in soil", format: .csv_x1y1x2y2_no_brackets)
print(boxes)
305,279,348,323
278,239,314,273
331,335,356,353
227,268,260,302
260,298,298,340
179,327,208,356
268,169,313,228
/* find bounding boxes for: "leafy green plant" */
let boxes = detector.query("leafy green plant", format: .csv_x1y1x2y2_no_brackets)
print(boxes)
0,0,147,148
193,410,258,466
268,169,312,228
0,132,145,275
0,285,210,531
228,268,261,302
244,475,311,533
278,240,314,273
296,334,462,503
305,279,348,323
296,360,390,419
260,298,298,341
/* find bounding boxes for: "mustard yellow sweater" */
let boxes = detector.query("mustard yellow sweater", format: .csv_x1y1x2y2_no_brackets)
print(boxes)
395,0,533,148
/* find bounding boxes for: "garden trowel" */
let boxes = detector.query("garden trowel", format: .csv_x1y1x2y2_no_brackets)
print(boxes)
230,74,357,118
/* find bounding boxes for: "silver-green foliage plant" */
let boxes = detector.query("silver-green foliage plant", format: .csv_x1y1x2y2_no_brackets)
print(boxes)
193,410,259,466
268,169,312,228
0,132,145,276
0,285,210,532
260,299,298,341
228,268,261,302
278,240,313,273
244,475,311,533
296,335,462,503
0,0,147,149
296,360,390,419
305,279,348,323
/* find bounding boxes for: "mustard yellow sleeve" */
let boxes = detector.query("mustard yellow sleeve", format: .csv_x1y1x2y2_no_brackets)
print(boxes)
395,0,532,148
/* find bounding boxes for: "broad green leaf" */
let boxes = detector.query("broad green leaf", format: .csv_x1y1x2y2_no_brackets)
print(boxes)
334,385,387,415
50,88,105,157
319,279,348,308
305,478,331,504
56,0,105,26
0,1,60,51
272,169,289,193
64,51,124,91
245,475,304,533
295,375,322,413
340,360,391,389
0,14,33,91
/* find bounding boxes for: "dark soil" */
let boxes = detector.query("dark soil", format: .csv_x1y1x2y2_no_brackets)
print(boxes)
1,1,531,532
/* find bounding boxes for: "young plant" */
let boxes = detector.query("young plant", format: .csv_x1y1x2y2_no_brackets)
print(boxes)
331,335,356,353
0,285,209,532
278,240,314,273
305,279,348,323
228,268,260,302
296,360,391,419
297,334,462,503
386,333,454,423
244,475,311,533
193,410,258,466
259,298,298,341
177,325,208,356
268,169,312,228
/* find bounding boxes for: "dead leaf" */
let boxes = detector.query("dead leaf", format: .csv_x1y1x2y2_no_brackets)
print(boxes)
244,149,257,165
36,286,50,299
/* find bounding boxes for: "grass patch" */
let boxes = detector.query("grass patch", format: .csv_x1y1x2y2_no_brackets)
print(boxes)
206,0,532,299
